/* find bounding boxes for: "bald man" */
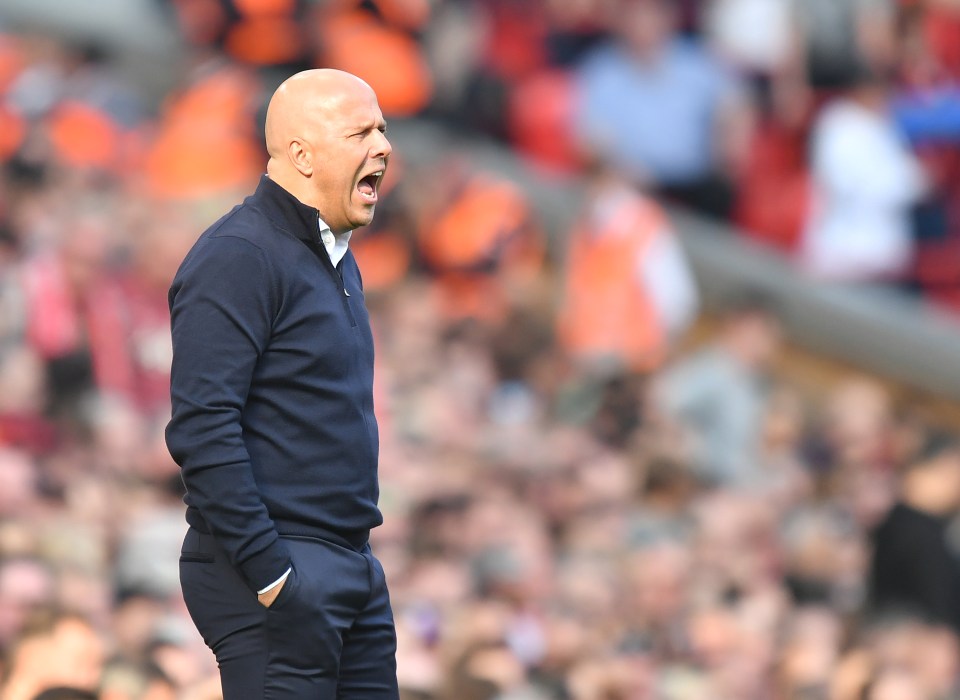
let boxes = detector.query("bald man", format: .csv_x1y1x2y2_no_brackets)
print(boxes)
167,70,397,698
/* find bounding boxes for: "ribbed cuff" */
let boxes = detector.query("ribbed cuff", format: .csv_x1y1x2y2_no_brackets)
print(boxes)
239,539,292,593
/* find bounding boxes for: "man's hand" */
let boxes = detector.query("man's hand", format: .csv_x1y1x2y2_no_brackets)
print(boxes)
257,569,290,608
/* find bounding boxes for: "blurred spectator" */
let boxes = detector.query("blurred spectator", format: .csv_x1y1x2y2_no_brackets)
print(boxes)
10,205,136,427
800,66,928,281
791,0,899,91
912,0,960,81
506,69,582,173
816,376,897,477
845,616,960,700
99,658,176,700
143,58,263,201
0,347,56,454
313,4,434,117
703,0,794,80
557,163,699,375
0,449,39,514
0,556,56,650
652,293,783,486
573,0,754,217
781,504,865,611
0,609,104,700
893,7,960,310
113,206,193,416
868,431,960,632
734,76,814,253
30,689,96,700
776,605,844,697
162,0,312,73
415,160,544,322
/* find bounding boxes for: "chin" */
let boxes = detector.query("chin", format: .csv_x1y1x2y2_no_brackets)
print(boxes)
351,211,376,229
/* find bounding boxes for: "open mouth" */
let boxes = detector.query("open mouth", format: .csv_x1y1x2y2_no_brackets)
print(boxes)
357,170,383,203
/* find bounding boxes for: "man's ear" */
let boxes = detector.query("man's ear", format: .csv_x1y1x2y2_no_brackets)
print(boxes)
289,138,313,176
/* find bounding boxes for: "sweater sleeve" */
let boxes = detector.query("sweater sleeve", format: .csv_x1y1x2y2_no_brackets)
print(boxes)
165,233,291,592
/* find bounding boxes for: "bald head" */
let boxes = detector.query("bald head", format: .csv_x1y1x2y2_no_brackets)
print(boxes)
265,69,373,162
263,69,391,233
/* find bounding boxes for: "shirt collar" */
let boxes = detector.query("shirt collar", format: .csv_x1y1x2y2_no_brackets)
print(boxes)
318,216,352,267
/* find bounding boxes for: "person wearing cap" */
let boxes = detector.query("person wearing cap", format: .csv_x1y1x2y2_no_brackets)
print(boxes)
166,69,397,698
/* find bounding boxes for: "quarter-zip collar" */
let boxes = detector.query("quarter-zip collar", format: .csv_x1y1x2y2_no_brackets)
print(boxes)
251,175,323,245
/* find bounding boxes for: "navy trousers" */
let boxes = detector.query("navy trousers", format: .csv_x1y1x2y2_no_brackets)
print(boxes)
180,528,399,699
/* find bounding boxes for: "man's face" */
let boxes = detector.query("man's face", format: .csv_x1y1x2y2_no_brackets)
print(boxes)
308,86,391,234
619,0,675,57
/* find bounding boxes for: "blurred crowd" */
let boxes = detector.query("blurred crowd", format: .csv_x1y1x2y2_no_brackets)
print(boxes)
2,0,960,698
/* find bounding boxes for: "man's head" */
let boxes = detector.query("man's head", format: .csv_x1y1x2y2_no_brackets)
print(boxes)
901,432,960,515
616,0,677,59
265,69,391,234
2,608,104,695
718,291,783,371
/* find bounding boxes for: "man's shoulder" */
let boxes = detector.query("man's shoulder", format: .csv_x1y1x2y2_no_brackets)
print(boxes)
202,199,275,246
174,202,277,282
188,197,306,260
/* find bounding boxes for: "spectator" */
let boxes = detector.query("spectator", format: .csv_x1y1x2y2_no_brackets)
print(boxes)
734,75,814,253
0,609,104,700
163,0,312,73
415,160,544,322
557,163,699,375
791,0,899,91
703,0,794,80
12,204,132,425
143,58,263,201
0,347,55,455
313,4,434,118
868,432,960,632
30,689,96,700
99,658,176,700
892,9,960,310
651,293,783,486
0,556,56,650
573,0,754,217
776,605,844,697
800,66,928,281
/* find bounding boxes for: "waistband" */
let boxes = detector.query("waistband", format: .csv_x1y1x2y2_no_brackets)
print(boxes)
186,508,370,552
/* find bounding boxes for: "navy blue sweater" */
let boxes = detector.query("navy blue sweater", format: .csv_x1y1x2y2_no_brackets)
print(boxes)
166,176,382,592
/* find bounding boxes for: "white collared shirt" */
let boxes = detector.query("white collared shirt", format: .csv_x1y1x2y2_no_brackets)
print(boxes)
318,216,352,266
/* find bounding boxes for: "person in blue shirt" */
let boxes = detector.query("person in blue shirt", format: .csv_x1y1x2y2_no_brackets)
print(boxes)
573,0,753,218
166,69,397,698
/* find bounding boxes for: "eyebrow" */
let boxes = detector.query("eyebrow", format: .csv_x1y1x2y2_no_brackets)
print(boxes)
345,120,387,136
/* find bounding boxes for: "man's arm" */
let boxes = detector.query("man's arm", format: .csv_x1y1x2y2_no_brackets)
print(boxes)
166,234,291,595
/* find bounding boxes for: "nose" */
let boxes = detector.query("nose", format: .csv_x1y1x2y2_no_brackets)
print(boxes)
371,130,392,160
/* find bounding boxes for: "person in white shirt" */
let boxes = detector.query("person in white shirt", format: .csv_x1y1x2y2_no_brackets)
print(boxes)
801,68,927,281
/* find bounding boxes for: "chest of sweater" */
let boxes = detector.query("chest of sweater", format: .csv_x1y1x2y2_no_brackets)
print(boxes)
256,239,374,397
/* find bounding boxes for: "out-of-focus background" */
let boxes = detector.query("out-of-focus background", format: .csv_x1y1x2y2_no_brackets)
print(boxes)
1,0,960,698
